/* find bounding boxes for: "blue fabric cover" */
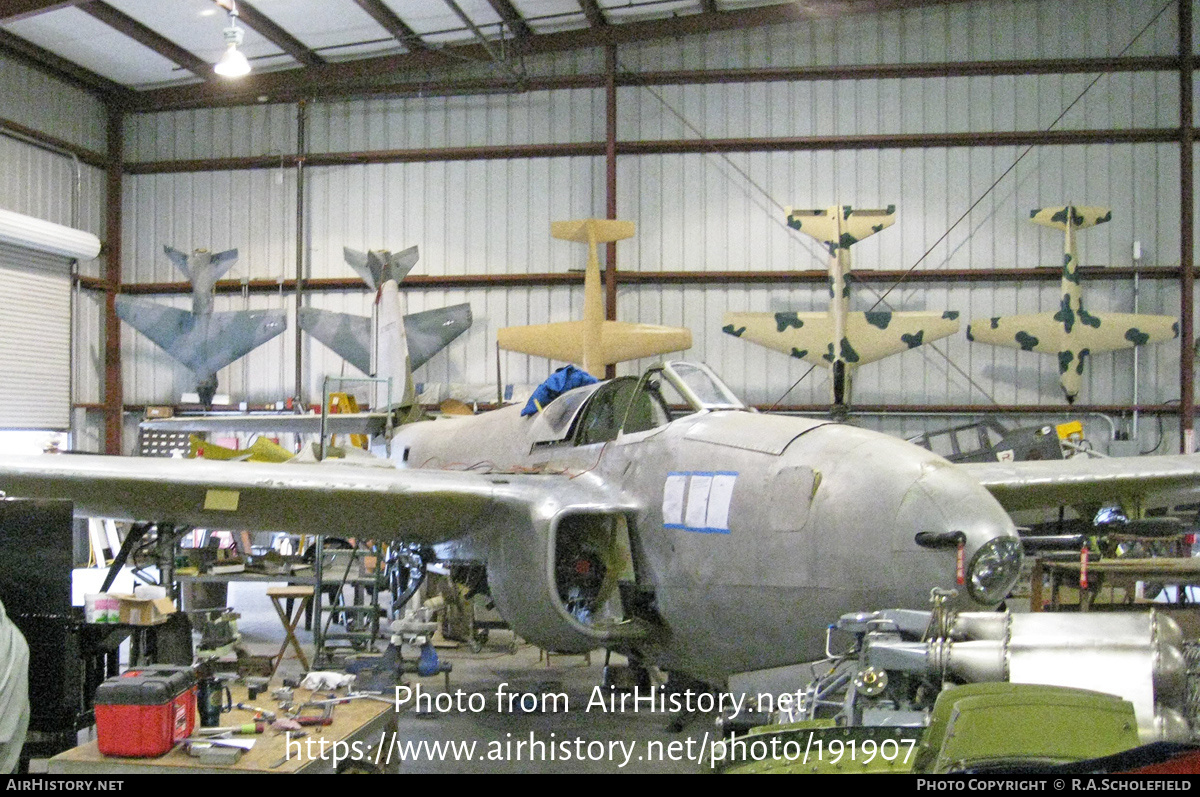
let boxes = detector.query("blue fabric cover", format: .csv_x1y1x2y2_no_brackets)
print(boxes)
521,365,599,416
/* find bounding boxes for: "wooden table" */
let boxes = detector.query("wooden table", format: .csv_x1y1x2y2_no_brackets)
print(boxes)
48,684,398,774
1032,556,1200,612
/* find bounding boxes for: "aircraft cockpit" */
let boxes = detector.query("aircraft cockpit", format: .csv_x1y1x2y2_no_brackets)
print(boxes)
528,362,746,450
557,362,747,447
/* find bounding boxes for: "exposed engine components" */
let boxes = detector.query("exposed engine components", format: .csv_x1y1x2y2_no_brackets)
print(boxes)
736,590,1190,743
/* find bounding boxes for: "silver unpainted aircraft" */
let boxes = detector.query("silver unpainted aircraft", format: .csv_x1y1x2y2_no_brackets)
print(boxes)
4,360,1200,683
116,246,287,408
7,208,1200,683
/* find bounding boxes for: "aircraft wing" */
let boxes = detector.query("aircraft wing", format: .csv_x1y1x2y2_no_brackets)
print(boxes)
722,312,832,366
842,311,960,365
597,320,693,364
968,312,1177,355
498,320,691,371
1061,312,1178,351
497,321,590,364
298,308,373,374
116,297,287,377
404,303,473,370
958,454,1200,513
140,413,388,435
0,454,632,543
965,313,1063,354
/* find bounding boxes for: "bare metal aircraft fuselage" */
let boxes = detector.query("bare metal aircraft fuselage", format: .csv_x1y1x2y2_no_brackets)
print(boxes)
392,362,1021,683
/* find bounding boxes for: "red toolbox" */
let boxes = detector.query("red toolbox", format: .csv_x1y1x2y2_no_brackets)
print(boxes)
94,666,197,757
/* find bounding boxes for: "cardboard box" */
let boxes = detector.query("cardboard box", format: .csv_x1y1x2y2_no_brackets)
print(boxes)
113,594,176,626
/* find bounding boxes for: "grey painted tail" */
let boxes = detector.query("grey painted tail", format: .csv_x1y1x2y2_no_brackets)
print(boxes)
343,246,419,291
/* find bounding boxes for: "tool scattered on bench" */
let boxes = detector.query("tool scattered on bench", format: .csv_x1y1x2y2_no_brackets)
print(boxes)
193,722,265,736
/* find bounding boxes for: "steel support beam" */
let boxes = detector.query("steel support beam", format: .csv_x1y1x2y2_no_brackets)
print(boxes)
0,116,107,167
294,100,307,403
117,266,1184,296
103,107,122,455
221,0,322,67
0,0,84,22
79,1,210,77
1180,0,1194,453
123,127,1179,175
351,0,426,50
604,43,617,380
128,0,979,111
487,0,530,40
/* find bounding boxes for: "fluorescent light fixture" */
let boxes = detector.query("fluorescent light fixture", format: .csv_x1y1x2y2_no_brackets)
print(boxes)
214,3,251,78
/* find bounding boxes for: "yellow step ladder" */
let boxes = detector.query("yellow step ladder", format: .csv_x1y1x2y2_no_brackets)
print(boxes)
328,392,368,450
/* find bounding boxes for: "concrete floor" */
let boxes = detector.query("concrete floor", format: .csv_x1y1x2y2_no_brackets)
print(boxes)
224,580,716,774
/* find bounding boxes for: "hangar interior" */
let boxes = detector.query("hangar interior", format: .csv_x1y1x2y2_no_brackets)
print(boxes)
1,0,1200,775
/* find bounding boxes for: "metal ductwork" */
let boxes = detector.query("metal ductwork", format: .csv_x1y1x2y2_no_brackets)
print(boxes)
858,609,1188,742
0,208,101,260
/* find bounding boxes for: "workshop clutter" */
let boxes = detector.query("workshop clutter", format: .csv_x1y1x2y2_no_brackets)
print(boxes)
82,593,119,623
94,666,197,756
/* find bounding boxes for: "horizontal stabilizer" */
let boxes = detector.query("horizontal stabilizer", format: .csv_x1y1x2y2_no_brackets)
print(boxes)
498,320,691,371
163,246,189,272
343,245,419,291
163,246,238,281
724,309,959,367
551,219,635,244
116,296,286,377
785,205,895,248
1029,205,1112,232
967,312,1178,354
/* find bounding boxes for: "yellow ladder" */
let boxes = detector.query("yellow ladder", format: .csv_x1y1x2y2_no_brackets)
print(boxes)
328,392,368,449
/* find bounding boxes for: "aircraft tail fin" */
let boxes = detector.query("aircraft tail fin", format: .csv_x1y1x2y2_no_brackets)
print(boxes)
163,246,239,281
343,245,419,291
785,205,896,249
1029,205,1112,232
551,219,636,244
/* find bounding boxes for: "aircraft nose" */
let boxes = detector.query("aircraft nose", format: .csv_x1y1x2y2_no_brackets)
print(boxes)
896,462,1023,608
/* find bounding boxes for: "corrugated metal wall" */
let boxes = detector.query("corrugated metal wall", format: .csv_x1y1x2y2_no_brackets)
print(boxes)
113,0,1191,452
0,57,107,153
0,53,108,440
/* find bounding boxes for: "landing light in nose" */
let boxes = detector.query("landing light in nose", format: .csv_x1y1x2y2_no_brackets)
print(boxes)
966,536,1023,604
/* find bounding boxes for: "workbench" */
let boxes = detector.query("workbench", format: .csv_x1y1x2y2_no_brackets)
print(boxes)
47,684,399,774
1031,556,1200,612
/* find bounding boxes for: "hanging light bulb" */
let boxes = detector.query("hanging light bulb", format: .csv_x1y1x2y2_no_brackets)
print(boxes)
214,3,251,78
